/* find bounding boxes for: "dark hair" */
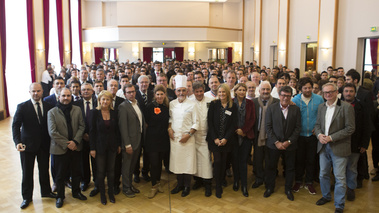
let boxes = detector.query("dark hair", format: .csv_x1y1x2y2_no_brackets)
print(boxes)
54,77,64,83
70,80,80,87
279,86,293,96
327,66,333,70
192,82,205,91
343,83,356,92
194,71,204,77
329,75,338,80
279,72,290,80
260,71,267,76
122,83,135,94
120,75,129,80
321,71,328,75
298,77,314,91
337,67,344,70
346,69,361,82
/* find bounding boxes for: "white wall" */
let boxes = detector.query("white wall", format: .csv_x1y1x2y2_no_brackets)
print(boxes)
260,0,278,67
243,0,255,63
82,1,102,28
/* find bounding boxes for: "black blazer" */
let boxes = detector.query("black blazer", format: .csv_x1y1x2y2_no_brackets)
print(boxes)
265,102,301,151
206,100,238,152
89,109,120,154
135,89,154,114
114,96,124,111
73,97,97,134
43,93,58,106
12,100,53,153
167,88,177,101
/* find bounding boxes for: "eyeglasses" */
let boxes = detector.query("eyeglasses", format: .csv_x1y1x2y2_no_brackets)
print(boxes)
280,94,292,98
329,81,337,83
323,90,336,95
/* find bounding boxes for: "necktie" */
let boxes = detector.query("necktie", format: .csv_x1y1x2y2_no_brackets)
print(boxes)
263,100,267,106
86,101,90,123
36,102,43,124
142,93,147,106
75,96,79,101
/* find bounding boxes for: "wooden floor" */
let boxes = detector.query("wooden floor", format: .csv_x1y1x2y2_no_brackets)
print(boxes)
1,117,378,213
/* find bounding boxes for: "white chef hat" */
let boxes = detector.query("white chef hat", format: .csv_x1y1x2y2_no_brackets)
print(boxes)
175,75,187,89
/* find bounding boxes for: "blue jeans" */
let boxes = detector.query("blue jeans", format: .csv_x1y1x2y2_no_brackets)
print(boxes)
319,144,348,209
346,153,360,189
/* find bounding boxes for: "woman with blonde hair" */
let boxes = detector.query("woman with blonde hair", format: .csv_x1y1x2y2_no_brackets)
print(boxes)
207,83,238,198
168,74,176,90
90,90,121,205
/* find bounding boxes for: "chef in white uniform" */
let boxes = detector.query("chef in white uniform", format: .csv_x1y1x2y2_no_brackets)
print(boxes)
189,82,213,197
168,75,199,197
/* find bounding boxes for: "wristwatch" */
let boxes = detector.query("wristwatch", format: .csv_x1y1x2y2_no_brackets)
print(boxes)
188,132,194,137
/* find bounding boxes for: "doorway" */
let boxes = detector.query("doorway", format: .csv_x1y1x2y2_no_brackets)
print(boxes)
305,43,317,71
270,45,277,68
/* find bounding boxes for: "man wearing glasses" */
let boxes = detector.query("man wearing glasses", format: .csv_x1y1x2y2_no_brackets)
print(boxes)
314,83,355,213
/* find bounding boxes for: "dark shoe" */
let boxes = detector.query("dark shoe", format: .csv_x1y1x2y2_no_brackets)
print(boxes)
142,173,151,182
192,181,203,190
263,189,273,198
171,185,184,194
305,184,317,195
215,186,223,198
292,182,303,192
73,192,87,200
241,186,249,197
20,199,32,209
114,186,120,195
335,208,344,213
134,175,141,183
80,182,89,191
251,181,263,189
52,183,57,192
364,173,370,180
286,190,294,201
205,184,212,197
226,168,233,177
131,185,140,193
346,188,355,201
56,198,63,208
100,194,107,205
123,188,136,198
181,187,190,197
42,192,57,198
109,194,115,203
316,197,331,205
222,179,227,187
90,187,99,197
372,174,379,181
64,180,72,189
233,181,239,191
357,179,363,189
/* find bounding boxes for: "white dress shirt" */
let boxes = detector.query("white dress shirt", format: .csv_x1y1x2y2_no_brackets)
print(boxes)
325,98,338,137
31,99,43,122
129,99,143,133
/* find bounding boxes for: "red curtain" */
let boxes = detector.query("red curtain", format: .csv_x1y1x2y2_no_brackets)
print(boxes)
78,0,83,64
164,48,174,59
68,0,72,64
227,47,233,63
114,48,117,61
94,47,104,65
174,47,184,62
143,47,153,63
27,0,36,82
370,39,378,72
43,0,49,68
56,0,64,66
0,0,9,117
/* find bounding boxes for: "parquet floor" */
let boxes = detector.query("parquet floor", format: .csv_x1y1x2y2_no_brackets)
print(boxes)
1,117,378,213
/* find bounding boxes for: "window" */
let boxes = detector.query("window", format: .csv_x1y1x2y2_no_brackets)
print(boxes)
48,0,61,73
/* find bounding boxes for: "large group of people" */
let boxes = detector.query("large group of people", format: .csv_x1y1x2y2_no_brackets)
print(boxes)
12,59,379,213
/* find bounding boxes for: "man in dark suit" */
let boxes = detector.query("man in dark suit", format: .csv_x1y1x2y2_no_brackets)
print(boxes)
194,71,210,92
314,83,355,213
79,68,91,85
73,83,97,192
150,63,162,83
251,81,279,189
43,77,65,107
12,83,56,209
48,88,87,208
119,84,145,198
134,75,154,183
96,69,108,90
264,86,301,201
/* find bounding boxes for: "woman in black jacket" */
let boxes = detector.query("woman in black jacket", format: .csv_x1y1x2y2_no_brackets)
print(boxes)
90,90,121,205
207,83,238,198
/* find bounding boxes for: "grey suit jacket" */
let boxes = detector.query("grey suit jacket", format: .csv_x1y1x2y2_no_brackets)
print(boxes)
48,105,85,155
118,100,145,151
314,99,355,157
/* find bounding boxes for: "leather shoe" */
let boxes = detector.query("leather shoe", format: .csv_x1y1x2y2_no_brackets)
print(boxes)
90,187,99,197
372,174,379,181
73,192,87,200
251,181,263,189
171,185,184,194
131,185,140,193
233,181,239,191
181,187,190,197
346,188,355,201
114,186,121,195
56,198,63,208
316,197,331,205
205,184,212,197
42,192,57,198
215,186,223,198
241,186,249,197
142,173,151,182
192,181,203,190
134,175,141,183
101,195,107,205
64,180,72,189
109,195,115,203
123,188,136,198
286,190,294,201
263,189,273,198
80,182,89,191
335,208,344,213
20,199,32,209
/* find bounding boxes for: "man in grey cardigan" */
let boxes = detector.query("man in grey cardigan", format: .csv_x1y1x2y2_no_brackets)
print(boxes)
48,88,86,208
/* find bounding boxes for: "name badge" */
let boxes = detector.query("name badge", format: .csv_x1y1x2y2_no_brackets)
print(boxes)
225,110,232,116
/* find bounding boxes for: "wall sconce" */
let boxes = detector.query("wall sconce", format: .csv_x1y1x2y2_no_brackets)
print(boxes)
65,50,71,53
254,51,259,54
132,48,139,54
279,49,286,53
320,47,331,51
188,48,195,54
37,48,45,52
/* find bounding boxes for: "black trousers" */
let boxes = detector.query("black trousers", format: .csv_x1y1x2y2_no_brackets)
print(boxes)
20,149,52,200
371,131,379,169
252,143,268,183
232,138,252,186
295,135,318,184
53,150,81,199
96,150,117,195
134,146,150,176
147,151,164,186
177,174,192,187
265,148,295,192
81,140,96,185
213,151,229,187
114,153,122,188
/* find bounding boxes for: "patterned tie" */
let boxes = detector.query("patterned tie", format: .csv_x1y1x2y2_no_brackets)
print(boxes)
36,102,43,124
263,100,267,106
142,93,147,106
86,101,90,123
